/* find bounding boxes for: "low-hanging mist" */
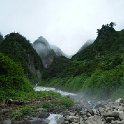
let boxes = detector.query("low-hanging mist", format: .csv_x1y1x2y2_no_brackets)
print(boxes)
0,0,124,55
33,36,67,68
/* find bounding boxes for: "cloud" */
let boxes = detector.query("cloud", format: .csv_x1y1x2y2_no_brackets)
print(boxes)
0,0,124,55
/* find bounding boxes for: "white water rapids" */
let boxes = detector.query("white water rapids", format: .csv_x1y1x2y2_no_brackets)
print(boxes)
34,86,77,124
47,114,63,124
34,86,77,96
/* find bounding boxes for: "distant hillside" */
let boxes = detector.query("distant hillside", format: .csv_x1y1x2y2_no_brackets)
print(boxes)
73,22,123,61
0,33,3,44
77,40,94,53
42,56,71,80
50,45,65,56
33,36,66,68
42,22,124,99
0,33,43,84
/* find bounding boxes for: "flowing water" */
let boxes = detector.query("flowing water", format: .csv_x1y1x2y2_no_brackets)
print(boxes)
34,86,77,96
47,114,63,124
34,86,77,124
34,86,96,124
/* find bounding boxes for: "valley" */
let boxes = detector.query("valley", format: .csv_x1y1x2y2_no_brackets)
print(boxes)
0,22,124,124
0,86,124,124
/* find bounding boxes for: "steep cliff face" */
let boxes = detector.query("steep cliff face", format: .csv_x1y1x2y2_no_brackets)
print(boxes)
33,36,54,68
33,36,65,68
0,33,43,84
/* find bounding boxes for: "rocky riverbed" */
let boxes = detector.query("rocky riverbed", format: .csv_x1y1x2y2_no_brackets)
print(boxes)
0,86,124,124
62,98,124,124
1,97,124,124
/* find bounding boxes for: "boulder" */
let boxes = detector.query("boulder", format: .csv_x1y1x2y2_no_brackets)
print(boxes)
0,109,11,114
94,104,106,109
119,111,124,120
56,116,65,124
103,111,119,118
68,116,79,123
115,98,122,103
85,115,104,124
1,119,11,124
111,120,124,124
5,99,24,106
25,117,49,124
105,117,115,123
38,112,50,119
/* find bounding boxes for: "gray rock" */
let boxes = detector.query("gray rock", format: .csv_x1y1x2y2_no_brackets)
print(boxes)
0,109,11,114
94,104,106,109
2,119,11,124
64,121,69,124
36,108,44,111
12,117,49,124
56,117,64,124
68,116,79,123
38,112,50,119
103,111,119,118
111,120,124,124
105,117,115,123
119,111,124,120
85,115,104,124
12,120,26,124
26,117,49,124
115,98,122,103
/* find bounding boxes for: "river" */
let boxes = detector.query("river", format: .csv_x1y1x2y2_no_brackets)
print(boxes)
34,86,77,96
34,86,77,124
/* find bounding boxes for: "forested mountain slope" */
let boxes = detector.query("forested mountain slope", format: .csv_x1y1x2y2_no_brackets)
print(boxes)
42,23,124,99
0,52,33,99
0,33,43,84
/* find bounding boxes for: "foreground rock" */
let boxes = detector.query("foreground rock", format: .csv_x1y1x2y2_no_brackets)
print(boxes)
1,98,124,124
62,98,124,124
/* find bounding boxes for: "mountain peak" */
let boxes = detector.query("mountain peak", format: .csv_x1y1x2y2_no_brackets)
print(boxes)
33,36,66,68
33,36,49,46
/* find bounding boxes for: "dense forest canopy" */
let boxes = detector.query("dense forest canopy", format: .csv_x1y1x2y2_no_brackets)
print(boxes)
0,52,33,99
41,22,124,99
0,33,43,84
0,23,124,99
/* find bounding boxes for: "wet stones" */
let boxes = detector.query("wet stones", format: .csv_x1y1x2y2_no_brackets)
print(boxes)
63,98,124,124
5,99,24,106
38,112,50,119
85,115,104,124
1,97,124,124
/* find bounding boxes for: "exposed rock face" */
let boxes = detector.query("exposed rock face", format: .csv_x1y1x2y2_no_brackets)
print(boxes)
33,36,65,68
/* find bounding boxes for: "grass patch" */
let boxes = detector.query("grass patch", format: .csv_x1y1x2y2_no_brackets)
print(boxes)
11,106,33,120
2,90,73,119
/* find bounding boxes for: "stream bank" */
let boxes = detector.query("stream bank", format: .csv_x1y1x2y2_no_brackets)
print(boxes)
0,86,124,124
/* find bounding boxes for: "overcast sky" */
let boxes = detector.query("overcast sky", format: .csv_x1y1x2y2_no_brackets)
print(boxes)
0,0,124,55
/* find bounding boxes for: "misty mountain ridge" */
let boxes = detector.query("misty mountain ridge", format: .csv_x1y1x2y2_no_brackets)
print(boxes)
77,40,94,53
42,22,124,99
0,22,124,99
33,36,67,68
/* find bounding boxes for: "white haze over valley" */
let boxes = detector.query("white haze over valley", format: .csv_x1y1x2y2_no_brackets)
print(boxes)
0,0,124,55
